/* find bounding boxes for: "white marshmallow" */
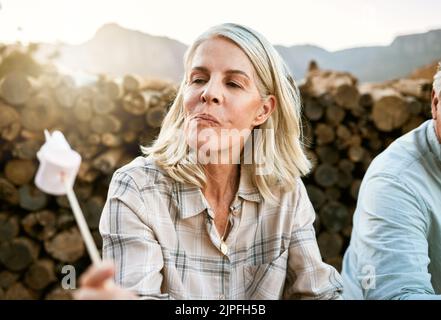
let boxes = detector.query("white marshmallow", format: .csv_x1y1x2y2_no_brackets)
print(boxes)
35,129,81,196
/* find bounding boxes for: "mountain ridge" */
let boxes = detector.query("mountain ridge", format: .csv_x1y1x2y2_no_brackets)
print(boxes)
38,23,441,83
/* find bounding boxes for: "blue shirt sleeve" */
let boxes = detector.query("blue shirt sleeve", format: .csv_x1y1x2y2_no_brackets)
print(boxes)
354,174,441,300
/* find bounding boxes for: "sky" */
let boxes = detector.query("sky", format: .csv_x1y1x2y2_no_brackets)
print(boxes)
0,0,441,51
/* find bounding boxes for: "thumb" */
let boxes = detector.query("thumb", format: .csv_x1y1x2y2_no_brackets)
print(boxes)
79,261,115,288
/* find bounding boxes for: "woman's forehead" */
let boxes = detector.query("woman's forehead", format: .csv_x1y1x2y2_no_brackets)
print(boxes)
189,37,255,75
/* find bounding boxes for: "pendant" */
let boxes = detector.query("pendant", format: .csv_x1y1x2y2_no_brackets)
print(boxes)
220,241,229,255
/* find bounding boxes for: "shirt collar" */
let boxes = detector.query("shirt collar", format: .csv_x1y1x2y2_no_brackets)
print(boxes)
236,165,263,203
178,165,262,220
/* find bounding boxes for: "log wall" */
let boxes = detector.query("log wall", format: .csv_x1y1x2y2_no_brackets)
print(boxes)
0,49,433,299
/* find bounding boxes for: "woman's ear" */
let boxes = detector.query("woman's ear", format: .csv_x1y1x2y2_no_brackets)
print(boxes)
252,95,276,126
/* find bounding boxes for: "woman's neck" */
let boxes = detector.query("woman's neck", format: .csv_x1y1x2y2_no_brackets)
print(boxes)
202,164,240,202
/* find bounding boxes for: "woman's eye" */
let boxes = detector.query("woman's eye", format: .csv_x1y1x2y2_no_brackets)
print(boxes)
191,78,206,84
227,82,241,88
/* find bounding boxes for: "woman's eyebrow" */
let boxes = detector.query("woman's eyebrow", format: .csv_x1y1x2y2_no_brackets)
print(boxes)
191,66,209,73
225,69,250,80
191,66,250,80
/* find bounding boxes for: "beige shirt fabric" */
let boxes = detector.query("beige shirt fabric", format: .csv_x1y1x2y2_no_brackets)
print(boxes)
99,156,343,300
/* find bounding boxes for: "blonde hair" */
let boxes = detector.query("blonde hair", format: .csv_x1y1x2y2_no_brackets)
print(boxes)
141,23,311,204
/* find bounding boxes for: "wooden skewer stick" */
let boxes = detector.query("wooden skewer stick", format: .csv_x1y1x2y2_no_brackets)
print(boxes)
61,174,101,265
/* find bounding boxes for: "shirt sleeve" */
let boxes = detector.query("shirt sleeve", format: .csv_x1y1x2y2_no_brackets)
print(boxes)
283,179,344,300
99,170,169,300
352,174,441,300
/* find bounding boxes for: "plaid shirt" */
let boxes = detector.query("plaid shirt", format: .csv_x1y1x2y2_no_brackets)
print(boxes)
99,156,343,300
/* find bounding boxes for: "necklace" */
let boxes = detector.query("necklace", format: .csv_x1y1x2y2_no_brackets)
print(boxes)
219,218,230,256
220,218,230,242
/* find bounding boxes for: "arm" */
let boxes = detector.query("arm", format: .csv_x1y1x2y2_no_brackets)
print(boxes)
75,170,168,300
99,171,169,299
283,180,344,300
353,174,440,300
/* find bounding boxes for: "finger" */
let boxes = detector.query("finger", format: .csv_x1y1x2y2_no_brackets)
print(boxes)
73,286,137,300
73,288,112,300
79,261,115,288
79,262,114,287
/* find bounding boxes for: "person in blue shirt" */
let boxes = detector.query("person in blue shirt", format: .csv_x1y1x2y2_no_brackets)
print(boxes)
341,65,441,300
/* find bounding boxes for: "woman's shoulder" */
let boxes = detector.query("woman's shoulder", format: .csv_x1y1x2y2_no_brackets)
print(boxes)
264,176,307,208
111,155,174,190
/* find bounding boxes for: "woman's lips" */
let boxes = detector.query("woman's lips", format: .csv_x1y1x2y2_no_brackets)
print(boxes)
193,114,220,126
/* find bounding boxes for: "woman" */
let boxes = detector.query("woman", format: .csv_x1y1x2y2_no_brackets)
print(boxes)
74,23,343,300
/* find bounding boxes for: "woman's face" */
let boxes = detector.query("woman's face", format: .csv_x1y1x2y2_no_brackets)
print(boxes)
183,36,275,162
432,89,441,143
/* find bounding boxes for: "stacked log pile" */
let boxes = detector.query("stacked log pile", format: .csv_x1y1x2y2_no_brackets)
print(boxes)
0,46,177,299
300,62,432,271
0,46,433,299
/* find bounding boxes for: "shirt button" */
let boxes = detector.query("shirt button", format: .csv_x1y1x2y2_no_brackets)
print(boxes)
232,209,239,215
220,242,228,255
219,294,225,300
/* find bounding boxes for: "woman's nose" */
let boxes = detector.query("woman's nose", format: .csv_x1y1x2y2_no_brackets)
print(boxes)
201,81,222,104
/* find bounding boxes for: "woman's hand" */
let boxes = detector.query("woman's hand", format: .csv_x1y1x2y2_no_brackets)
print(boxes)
73,261,138,300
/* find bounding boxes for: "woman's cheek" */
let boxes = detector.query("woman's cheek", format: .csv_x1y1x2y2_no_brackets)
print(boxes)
183,88,200,112
228,115,253,132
